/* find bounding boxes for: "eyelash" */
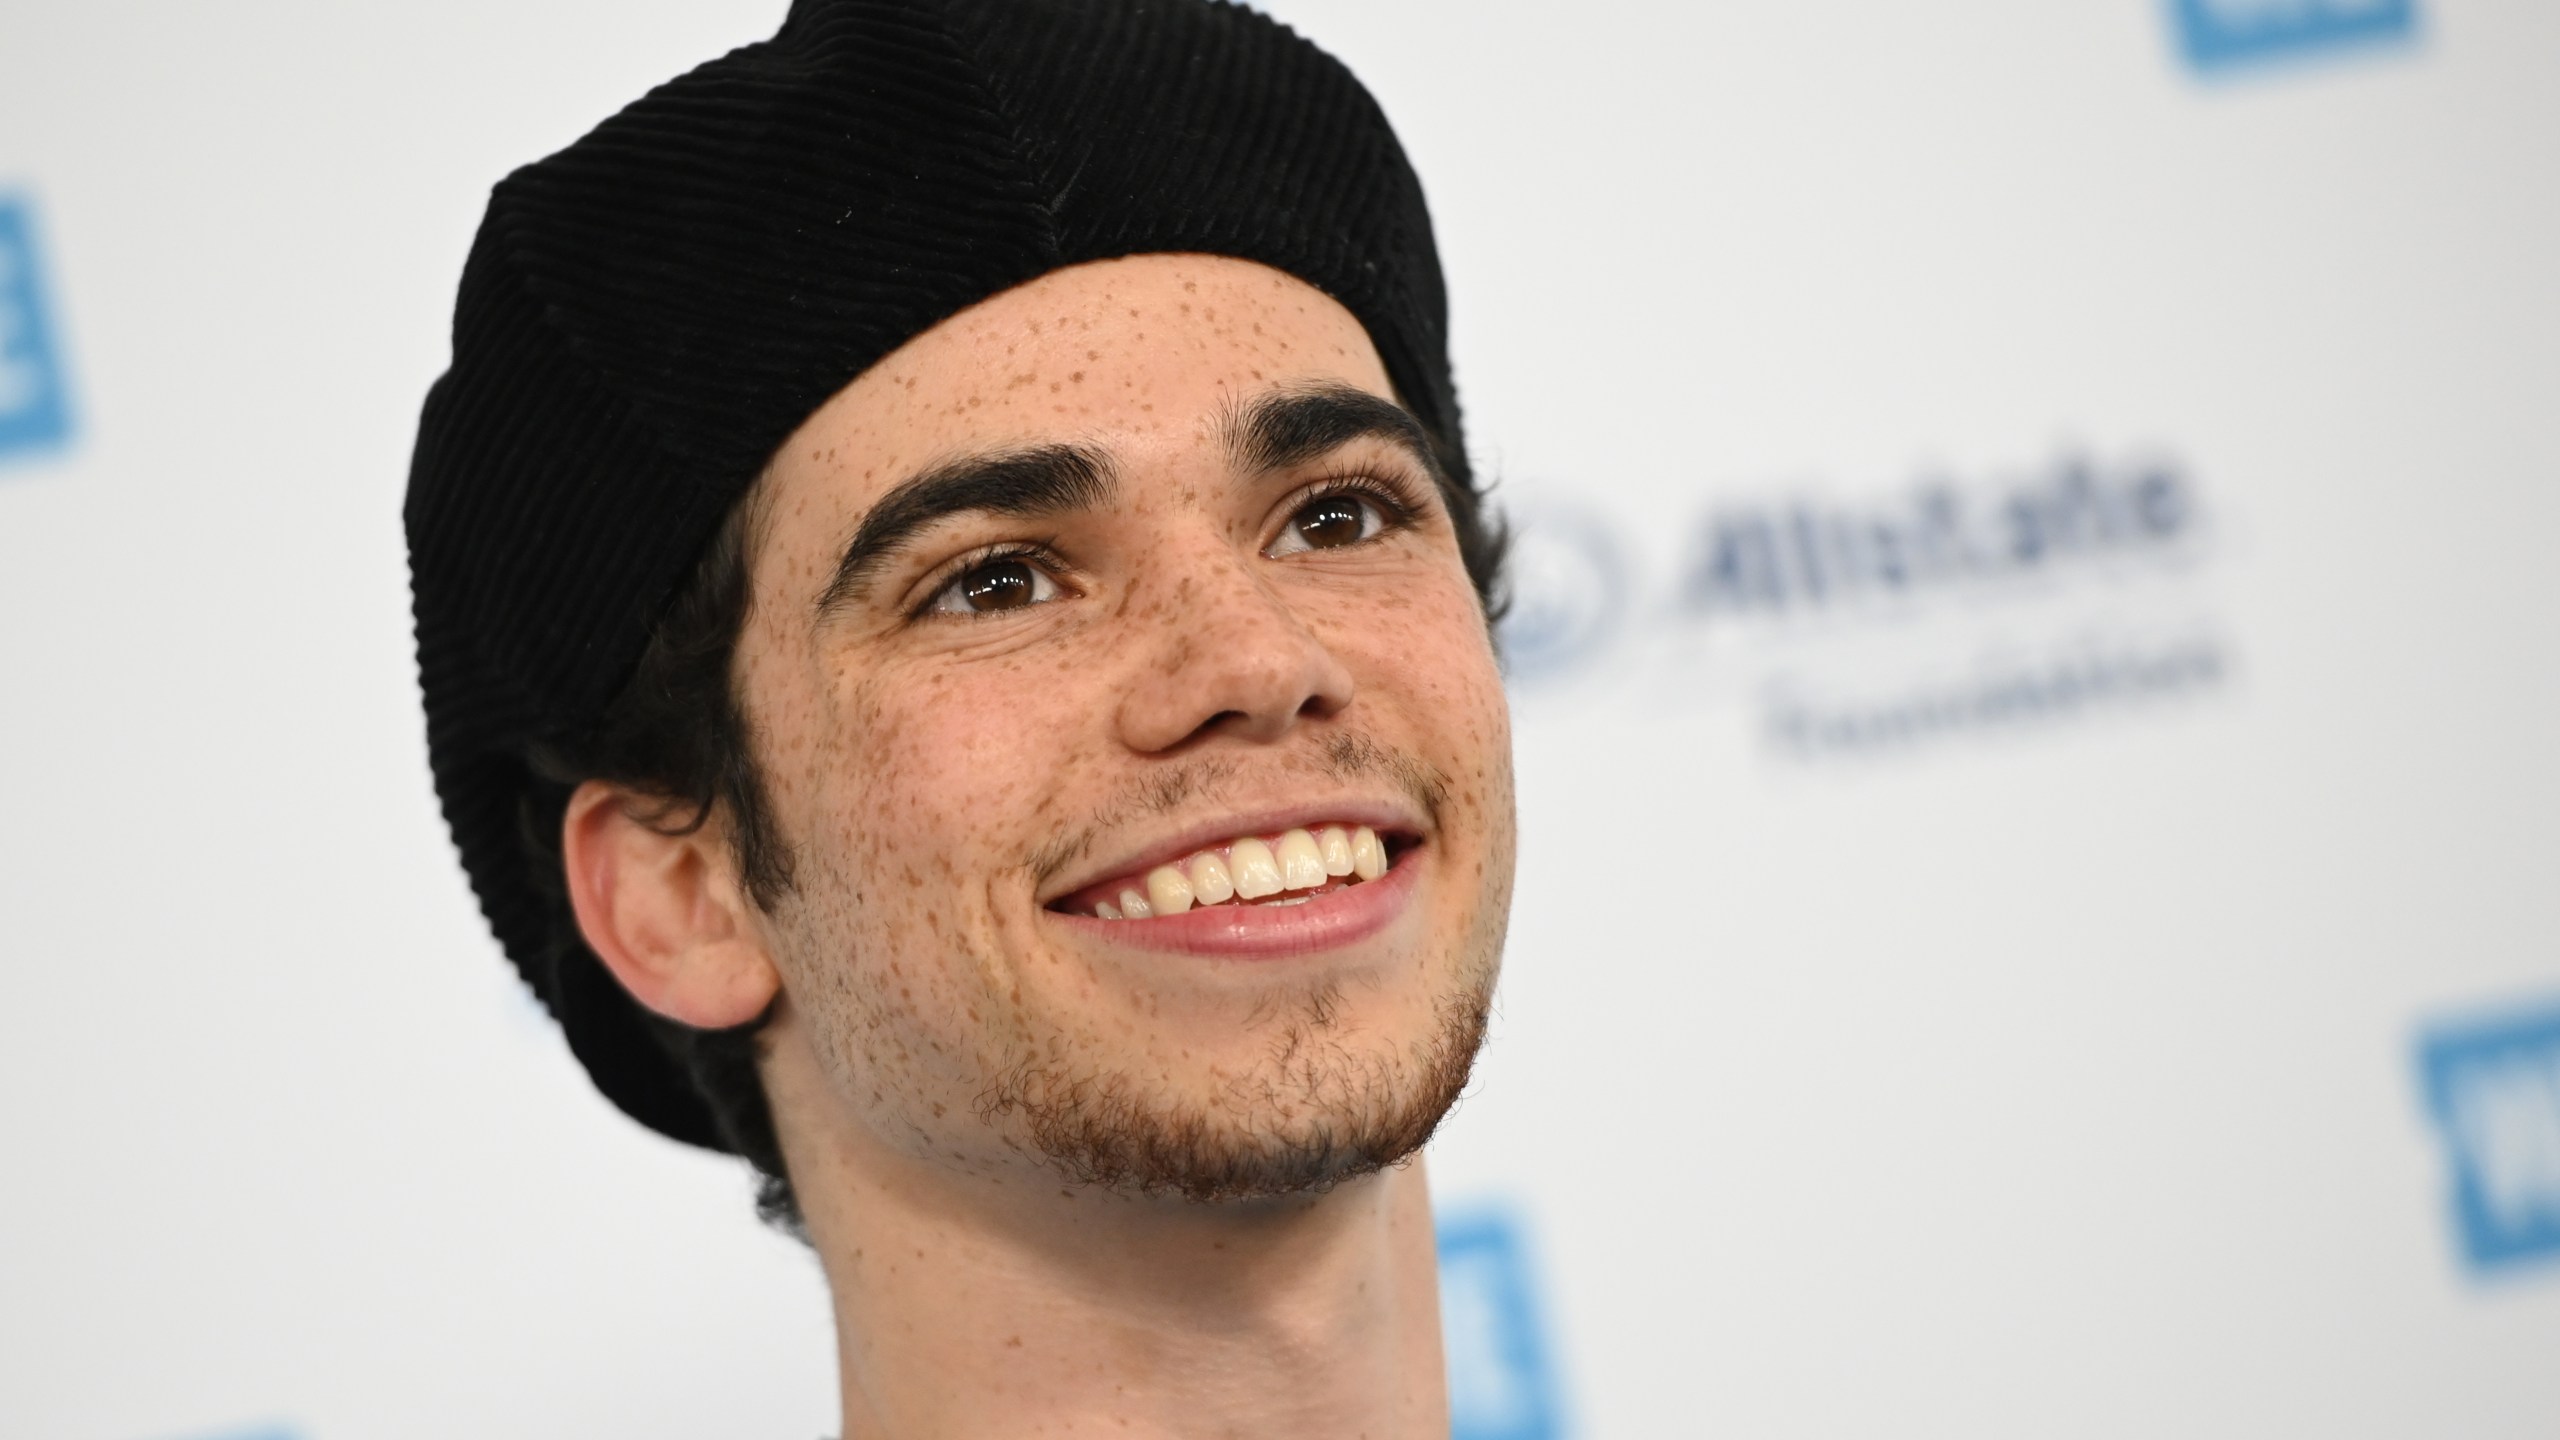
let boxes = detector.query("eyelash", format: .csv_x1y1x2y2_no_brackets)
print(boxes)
910,538,1071,620
1282,469,1431,541
907,468,1433,621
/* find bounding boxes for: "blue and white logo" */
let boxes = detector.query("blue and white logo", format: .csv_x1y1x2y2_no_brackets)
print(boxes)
1439,1207,1567,1440
0,192,74,462
2417,999,2560,1275
1681,455,2197,622
1498,506,1628,686
2168,0,2419,72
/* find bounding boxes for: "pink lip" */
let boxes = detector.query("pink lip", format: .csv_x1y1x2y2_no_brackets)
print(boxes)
1048,842,1421,960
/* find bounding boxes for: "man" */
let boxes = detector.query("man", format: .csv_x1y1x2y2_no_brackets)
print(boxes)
407,1,1515,1433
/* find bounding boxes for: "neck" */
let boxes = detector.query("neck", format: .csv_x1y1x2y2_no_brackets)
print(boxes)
786,1108,1447,1439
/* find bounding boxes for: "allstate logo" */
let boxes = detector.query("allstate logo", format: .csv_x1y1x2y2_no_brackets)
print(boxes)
2417,998,2560,1275
2168,0,2419,72
1497,505,1627,687
0,192,75,463
1680,454,2199,622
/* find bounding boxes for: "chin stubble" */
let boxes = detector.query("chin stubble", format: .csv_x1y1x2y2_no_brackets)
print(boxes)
782,730,1501,1204
974,971,1495,1203
983,737,1492,1201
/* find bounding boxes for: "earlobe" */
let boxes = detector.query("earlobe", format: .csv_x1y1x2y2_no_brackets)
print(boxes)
560,780,781,1031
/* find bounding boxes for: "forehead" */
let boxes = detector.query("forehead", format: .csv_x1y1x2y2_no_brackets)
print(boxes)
762,254,1398,527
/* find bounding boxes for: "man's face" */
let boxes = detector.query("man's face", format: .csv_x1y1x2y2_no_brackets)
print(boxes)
734,254,1514,1199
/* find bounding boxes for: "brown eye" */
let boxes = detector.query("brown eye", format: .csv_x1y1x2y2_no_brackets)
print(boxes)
929,555,1060,615
1269,492,1386,557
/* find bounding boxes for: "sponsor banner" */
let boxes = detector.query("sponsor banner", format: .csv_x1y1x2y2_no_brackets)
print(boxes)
0,193,74,463
2417,1000,2560,1275
1440,1207,1568,1440
2166,0,2420,72
1499,446,2232,758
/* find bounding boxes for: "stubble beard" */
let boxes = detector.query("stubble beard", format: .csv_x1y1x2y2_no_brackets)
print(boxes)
782,733,1511,1205
976,737,1507,1202
977,961,1498,1203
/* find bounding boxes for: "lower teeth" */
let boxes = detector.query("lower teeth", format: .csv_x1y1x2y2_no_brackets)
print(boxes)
1091,879,1352,919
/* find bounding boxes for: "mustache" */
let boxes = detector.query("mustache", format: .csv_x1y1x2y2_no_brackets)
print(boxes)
1025,732,1448,892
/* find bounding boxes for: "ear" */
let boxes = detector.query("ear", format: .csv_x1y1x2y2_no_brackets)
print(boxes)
560,780,781,1031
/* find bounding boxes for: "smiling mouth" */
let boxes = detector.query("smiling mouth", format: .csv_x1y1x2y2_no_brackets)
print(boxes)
1051,824,1404,921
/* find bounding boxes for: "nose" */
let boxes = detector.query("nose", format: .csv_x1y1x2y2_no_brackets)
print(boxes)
1113,550,1357,754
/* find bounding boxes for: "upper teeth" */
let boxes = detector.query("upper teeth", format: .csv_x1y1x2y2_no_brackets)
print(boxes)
1086,824,1388,920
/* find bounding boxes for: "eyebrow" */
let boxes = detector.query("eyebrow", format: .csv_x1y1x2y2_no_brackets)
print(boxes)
1226,382,1444,479
813,383,1442,620
815,444,1113,616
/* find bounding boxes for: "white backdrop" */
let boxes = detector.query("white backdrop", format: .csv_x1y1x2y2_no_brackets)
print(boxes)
4,2,2557,1437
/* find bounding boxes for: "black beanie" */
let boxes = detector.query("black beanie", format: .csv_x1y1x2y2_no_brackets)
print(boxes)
406,0,1466,1149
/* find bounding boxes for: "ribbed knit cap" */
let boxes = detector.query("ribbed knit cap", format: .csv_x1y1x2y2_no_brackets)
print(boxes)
406,0,1464,1149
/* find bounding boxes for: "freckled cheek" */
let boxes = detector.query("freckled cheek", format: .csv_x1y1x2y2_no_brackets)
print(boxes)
1337,578,1503,707
1336,578,1513,820
828,669,1091,865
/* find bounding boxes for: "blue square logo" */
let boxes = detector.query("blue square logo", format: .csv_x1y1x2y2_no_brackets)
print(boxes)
1440,1208,1567,1440
2417,1001,2560,1274
0,193,75,462
2168,0,2419,71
